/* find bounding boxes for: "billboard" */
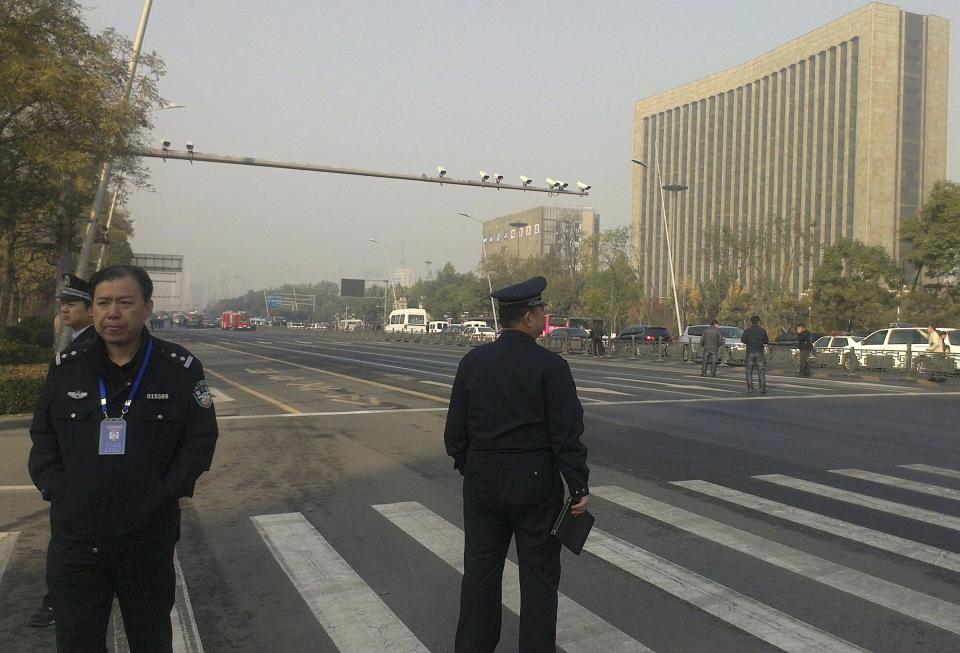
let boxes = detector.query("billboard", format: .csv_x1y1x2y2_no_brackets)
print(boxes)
341,278,365,298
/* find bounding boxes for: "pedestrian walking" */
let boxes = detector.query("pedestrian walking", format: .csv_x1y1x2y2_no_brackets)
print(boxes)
29,264,219,652
741,315,769,393
444,276,590,653
927,324,946,354
699,320,723,377
797,322,813,377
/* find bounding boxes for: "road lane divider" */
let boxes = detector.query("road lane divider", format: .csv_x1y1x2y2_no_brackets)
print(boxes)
899,464,960,480
673,480,960,574
201,343,449,404
374,501,652,653
205,368,300,414
252,512,429,652
594,485,960,636
0,532,18,585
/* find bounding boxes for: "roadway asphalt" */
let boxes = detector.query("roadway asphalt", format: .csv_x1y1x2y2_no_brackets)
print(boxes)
2,327,960,652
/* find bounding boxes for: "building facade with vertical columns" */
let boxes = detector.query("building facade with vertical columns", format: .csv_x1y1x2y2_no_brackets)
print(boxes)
632,2,949,297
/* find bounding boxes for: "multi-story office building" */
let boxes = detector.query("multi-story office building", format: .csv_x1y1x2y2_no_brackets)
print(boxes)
632,2,949,296
481,206,600,267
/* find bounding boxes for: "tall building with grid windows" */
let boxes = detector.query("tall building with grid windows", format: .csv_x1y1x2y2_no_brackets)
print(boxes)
481,206,600,268
632,3,949,297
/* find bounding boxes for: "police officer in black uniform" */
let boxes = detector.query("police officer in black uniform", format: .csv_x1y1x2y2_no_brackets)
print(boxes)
445,276,590,653
29,264,218,652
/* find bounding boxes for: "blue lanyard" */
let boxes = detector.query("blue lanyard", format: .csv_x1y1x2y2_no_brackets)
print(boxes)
99,337,154,420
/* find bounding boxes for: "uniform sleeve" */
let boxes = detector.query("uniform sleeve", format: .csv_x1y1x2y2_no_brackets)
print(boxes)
544,357,589,497
161,361,219,501
443,357,469,473
28,365,63,501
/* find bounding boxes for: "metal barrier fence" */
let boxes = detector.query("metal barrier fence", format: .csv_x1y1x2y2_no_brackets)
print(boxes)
277,327,958,378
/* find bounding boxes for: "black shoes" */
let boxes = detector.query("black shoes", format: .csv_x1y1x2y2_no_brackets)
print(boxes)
29,596,54,627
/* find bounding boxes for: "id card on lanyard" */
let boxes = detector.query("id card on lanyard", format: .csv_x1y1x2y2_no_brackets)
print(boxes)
98,337,153,456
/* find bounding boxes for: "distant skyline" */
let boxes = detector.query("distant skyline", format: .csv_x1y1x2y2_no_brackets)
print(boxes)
81,1,960,294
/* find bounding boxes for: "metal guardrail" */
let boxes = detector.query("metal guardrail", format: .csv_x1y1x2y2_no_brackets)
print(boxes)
274,327,958,378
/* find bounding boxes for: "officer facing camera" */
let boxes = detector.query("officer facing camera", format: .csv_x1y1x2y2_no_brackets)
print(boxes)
444,275,590,653
29,264,218,651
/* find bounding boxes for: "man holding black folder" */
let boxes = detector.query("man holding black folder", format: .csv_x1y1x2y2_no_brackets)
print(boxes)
445,276,590,653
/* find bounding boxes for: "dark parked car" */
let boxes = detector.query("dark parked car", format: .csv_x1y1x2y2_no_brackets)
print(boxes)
441,325,464,335
617,325,672,343
546,327,590,342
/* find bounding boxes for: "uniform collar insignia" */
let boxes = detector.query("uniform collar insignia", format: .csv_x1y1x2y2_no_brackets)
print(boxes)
67,390,88,399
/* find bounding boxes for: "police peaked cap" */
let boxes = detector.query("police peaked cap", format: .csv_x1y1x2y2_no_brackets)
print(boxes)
59,273,92,302
491,276,547,308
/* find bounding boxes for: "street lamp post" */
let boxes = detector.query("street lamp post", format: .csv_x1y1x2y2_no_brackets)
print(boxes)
509,222,528,260
632,155,686,339
458,212,498,331
368,239,399,325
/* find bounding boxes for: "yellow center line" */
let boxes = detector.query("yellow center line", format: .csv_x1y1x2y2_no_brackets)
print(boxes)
205,367,301,414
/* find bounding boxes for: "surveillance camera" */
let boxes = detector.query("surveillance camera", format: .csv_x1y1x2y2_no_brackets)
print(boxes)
577,182,591,191
479,170,490,182
185,141,195,152
494,173,503,183
437,166,447,177
162,139,171,149
520,176,532,186
546,178,560,189
559,181,569,190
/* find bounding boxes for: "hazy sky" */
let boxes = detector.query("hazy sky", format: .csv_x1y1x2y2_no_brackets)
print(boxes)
82,1,960,298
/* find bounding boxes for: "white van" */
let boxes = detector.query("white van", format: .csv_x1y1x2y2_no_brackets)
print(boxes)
338,318,364,331
428,320,450,334
385,308,431,333
462,320,489,329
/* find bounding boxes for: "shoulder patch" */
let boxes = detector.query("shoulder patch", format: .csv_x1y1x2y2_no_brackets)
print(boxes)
192,380,213,408
156,339,199,369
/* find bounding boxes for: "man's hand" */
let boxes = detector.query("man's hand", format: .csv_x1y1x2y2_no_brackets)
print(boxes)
570,494,590,516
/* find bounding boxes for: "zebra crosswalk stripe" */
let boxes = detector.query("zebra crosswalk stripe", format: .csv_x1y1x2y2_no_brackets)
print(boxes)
373,501,652,653
899,464,960,480
252,512,429,653
754,474,960,531
593,485,960,637
830,468,960,502
0,532,18,585
585,527,866,652
673,480,960,574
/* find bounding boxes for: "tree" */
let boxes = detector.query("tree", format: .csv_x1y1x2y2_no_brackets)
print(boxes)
810,238,902,332
900,180,960,292
0,0,163,325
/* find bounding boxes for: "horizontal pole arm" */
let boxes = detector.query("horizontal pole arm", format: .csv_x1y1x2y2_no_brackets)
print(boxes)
131,148,589,196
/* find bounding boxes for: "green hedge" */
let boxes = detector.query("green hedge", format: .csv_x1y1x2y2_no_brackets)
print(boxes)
0,340,49,365
1,316,55,348
0,364,47,415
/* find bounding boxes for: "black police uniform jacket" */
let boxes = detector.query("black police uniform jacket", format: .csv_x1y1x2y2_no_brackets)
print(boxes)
28,331,218,550
444,329,589,497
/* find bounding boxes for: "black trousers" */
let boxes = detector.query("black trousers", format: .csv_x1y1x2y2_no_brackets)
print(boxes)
46,537,176,653
456,451,565,653
799,350,812,377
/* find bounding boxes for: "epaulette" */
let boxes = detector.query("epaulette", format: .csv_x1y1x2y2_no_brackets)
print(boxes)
155,339,198,369
54,338,96,366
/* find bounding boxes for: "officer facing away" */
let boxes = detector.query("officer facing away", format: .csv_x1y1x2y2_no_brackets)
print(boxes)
444,276,590,653
29,264,218,652
741,315,770,394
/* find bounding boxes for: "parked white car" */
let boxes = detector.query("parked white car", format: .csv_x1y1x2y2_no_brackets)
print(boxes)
463,326,496,345
679,324,745,362
850,327,955,370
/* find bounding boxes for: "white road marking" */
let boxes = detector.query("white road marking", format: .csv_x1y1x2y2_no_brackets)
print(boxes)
243,341,454,379
594,485,960,636
218,407,448,421
0,485,37,492
585,527,866,652
420,380,453,389
578,387,632,396
0,532,18,585
900,464,960,480
581,390,960,407
374,501,651,653
603,375,735,394
830,469,960,502
673,480,960,574
251,512,429,652
755,475,960,531
207,387,234,403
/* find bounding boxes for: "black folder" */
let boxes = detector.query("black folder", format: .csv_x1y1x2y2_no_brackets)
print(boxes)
550,496,595,555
